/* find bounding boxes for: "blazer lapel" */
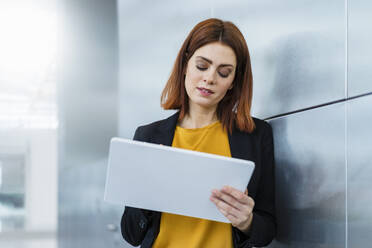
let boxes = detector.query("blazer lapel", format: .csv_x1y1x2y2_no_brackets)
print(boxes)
228,127,254,161
151,111,180,146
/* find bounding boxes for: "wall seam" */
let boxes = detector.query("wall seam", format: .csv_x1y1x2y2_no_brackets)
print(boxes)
345,0,349,247
264,91,372,121
345,97,348,248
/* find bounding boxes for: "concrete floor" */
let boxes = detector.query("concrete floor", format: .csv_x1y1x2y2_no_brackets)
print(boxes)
0,232,56,248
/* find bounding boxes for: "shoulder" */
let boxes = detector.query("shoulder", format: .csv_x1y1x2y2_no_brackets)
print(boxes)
234,115,272,138
252,116,272,134
136,112,177,132
133,111,179,141
229,115,273,146
233,116,273,145
251,116,274,145
134,120,162,140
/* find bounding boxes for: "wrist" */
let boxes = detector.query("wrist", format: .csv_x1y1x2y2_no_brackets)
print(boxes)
239,212,253,234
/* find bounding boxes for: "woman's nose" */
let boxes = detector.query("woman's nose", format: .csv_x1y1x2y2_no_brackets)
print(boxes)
203,70,216,85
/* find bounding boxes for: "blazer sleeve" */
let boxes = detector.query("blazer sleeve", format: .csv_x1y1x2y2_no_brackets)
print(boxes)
233,122,277,247
120,126,156,246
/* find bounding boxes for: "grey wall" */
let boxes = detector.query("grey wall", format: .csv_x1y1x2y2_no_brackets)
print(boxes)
57,0,120,247
58,0,372,248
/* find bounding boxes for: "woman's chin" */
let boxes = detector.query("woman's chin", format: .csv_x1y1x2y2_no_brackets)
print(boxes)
190,99,217,110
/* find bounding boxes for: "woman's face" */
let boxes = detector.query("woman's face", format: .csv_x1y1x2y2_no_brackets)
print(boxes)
184,42,236,112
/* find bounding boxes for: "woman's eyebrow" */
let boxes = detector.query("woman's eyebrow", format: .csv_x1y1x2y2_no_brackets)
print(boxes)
196,56,234,68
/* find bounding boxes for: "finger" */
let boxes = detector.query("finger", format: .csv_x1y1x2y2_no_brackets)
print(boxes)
220,186,250,204
210,195,244,219
217,206,240,225
244,189,248,195
211,189,247,211
211,188,255,216
213,199,248,228
210,194,254,228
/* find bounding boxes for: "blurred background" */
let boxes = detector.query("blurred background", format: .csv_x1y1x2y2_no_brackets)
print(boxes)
0,0,370,247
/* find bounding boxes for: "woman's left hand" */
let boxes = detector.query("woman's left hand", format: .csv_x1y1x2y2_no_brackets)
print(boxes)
210,185,255,233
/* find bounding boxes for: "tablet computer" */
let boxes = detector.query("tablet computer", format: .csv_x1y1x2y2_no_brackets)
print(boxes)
104,137,255,223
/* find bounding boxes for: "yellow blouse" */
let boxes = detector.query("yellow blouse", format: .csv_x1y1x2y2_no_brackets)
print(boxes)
152,120,233,248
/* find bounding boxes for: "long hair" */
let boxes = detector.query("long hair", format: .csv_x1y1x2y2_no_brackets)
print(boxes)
160,18,255,134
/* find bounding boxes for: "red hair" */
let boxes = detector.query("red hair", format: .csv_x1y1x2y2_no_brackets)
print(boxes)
161,18,255,134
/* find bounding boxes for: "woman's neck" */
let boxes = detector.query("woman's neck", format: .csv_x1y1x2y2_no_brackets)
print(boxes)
179,104,218,129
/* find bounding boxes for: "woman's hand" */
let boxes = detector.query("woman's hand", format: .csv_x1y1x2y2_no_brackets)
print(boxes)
210,185,254,233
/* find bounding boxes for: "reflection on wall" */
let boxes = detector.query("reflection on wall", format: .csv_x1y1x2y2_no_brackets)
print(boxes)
269,104,346,248
213,0,345,119
347,56,372,248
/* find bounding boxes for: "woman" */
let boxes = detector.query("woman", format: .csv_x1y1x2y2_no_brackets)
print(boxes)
121,18,276,248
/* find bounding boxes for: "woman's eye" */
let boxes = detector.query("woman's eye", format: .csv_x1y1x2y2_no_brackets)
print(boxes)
196,65,207,71
218,71,229,78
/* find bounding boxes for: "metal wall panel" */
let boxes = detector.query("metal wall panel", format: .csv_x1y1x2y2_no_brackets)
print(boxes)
58,0,119,247
118,1,212,138
58,0,118,166
347,95,372,247
59,160,129,248
267,103,346,248
348,1,372,97
57,1,371,248
213,0,345,119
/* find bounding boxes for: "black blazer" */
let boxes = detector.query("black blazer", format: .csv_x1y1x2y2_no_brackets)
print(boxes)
121,111,276,248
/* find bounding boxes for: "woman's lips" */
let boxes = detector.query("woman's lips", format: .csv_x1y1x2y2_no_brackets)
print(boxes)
197,87,214,96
